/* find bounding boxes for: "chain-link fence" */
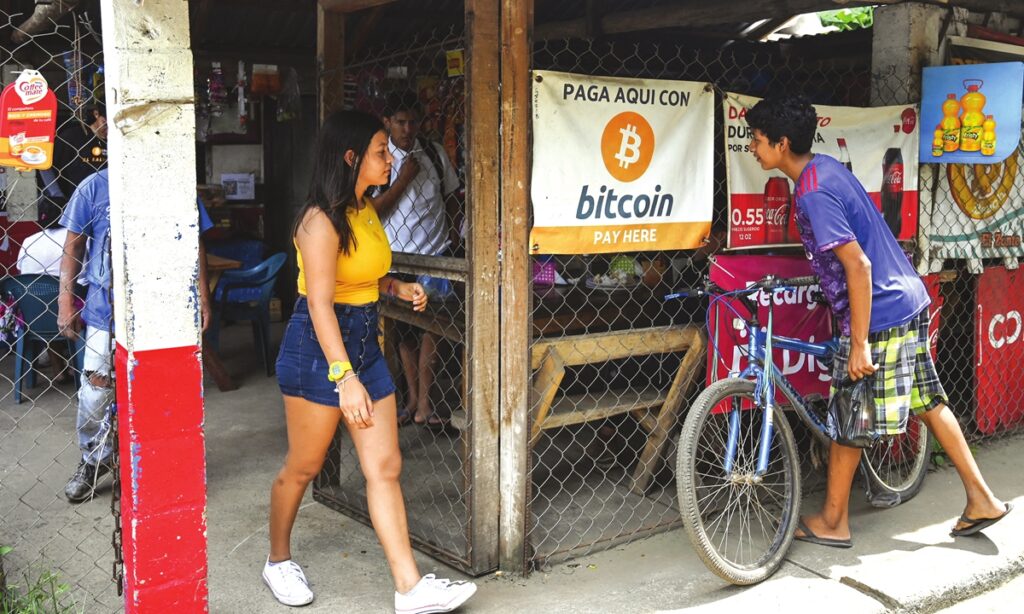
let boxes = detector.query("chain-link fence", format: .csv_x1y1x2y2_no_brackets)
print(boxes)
523,27,1024,568
1,4,120,611
312,23,481,572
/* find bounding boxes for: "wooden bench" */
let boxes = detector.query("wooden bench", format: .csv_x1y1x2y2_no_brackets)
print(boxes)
530,325,706,494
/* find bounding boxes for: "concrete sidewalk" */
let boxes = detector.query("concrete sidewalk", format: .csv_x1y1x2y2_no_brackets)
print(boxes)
200,326,1024,614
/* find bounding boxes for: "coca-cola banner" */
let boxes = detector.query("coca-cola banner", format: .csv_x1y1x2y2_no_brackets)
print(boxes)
707,255,833,400
724,92,921,248
530,70,714,254
976,266,1024,435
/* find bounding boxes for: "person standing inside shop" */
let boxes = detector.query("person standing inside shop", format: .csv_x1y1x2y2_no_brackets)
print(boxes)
265,110,477,612
372,90,462,427
58,169,215,503
745,95,1011,547
36,103,108,215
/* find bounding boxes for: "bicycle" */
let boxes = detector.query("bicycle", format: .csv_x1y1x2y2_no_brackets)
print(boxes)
669,274,931,585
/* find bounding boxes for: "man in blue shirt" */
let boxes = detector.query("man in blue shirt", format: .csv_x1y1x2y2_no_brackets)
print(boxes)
57,169,214,502
746,96,1010,546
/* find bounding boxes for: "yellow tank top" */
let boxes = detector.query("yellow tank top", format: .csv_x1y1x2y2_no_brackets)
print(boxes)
296,202,392,304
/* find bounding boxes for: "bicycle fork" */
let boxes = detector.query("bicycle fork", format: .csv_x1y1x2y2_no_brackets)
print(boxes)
723,311,775,482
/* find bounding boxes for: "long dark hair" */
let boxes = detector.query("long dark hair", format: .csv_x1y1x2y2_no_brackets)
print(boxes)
296,110,384,254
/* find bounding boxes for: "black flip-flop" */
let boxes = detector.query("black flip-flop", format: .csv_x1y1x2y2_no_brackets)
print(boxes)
793,518,853,549
397,407,414,427
950,502,1013,537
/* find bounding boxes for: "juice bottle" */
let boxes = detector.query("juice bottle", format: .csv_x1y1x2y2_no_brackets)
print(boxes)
981,115,996,156
932,125,944,158
940,94,961,152
959,79,986,152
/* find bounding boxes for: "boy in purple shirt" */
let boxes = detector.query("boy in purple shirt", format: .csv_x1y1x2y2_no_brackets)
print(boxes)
746,96,1010,546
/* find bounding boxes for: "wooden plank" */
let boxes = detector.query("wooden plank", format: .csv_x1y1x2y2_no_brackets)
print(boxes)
391,252,469,282
631,330,707,494
498,0,533,575
530,325,700,370
319,0,398,12
379,302,464,343
535,0,879,41
536,388,666,434
529,348,566,444
466,0,504,576
317,4,345,123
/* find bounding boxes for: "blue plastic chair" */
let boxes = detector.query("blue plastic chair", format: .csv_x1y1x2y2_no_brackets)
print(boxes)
3,274,84,404
206,253,286,377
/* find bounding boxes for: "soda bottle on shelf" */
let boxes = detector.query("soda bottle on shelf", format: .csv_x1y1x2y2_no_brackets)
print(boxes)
763,177,792,245
941,94,961,152
981,115,996,156
837,138,853,171
931,125,944,158
959,79,986,153
881,147,904,237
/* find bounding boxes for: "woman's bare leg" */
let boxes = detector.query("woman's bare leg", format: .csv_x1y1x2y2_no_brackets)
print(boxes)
269,395,342,562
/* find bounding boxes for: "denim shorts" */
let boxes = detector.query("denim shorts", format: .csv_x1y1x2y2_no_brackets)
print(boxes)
276,297,396,406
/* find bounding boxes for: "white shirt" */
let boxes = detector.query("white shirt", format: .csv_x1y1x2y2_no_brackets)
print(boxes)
16,228,68,276
382,137,459,256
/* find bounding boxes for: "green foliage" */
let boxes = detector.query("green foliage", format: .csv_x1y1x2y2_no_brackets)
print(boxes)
818,8,874,32
0,549,81,614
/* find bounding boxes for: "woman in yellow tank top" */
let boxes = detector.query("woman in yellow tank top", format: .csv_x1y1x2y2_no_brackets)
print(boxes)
264,111,477,612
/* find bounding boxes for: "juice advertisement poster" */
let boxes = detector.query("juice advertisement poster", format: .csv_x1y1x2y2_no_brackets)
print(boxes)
0,69,57,171
920,62,1023,164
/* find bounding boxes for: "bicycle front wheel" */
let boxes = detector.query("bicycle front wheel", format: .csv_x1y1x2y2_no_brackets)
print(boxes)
677,378,801,585
860,414,931,505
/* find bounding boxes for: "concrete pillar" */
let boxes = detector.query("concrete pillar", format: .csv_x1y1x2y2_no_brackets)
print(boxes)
99,1,207,611
870,2,968,105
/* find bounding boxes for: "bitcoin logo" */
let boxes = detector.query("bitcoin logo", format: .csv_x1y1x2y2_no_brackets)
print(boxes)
615,124,642,168
601,111,654,182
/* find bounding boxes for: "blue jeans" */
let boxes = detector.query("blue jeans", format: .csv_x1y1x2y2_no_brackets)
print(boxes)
276,297,396,406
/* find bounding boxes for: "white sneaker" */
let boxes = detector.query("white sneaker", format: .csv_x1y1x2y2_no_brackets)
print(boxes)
395,574,477,614
262,557,314,607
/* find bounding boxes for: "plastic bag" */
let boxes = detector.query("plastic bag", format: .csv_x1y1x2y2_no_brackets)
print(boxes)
826,376,879,448
416,274,453,300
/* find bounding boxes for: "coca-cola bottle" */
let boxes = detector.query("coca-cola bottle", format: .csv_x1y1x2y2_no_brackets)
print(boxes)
763,177,792,244
837,138,852,172
881,147,904,237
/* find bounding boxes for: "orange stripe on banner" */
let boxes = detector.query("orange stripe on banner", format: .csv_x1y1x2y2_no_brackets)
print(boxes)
530,221,711,254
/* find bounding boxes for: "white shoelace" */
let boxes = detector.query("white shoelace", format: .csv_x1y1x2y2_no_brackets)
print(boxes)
270,561,308,587
419,574,467,590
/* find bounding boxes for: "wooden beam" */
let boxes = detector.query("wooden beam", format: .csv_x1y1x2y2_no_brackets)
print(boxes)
535,0,879,41
317,3,345,122
498,0,533,575
465,0,503,576
319,0,397,13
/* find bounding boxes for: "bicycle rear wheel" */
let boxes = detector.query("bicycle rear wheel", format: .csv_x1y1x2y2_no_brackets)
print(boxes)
677,378,801,585
860,414,931,506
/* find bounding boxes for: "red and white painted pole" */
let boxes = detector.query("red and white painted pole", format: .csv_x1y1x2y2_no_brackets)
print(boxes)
100,1,208,611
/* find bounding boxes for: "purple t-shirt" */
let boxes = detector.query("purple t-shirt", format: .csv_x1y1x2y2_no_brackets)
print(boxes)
793,155,929,336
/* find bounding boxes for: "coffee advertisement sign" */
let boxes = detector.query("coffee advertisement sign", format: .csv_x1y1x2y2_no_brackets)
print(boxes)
530,70,714,254
0,69,57,171
724,93,921,248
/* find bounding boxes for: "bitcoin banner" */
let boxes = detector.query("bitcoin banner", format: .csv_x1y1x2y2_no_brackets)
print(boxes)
530,70,713,254
724,92,920,248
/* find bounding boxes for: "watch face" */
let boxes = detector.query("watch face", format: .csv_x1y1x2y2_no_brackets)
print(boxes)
330,364,343,377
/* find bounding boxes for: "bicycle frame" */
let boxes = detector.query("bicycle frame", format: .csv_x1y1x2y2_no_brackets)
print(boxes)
723,301,839,478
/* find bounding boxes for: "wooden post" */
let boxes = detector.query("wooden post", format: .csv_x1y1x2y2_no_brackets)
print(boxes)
318,1,346,123
499,0,533,574
465,0,502,575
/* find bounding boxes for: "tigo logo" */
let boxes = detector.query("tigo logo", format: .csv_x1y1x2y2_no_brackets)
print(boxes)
601,111,654,182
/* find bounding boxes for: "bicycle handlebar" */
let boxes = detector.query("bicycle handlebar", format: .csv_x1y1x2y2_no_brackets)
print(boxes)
665,275,819,301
